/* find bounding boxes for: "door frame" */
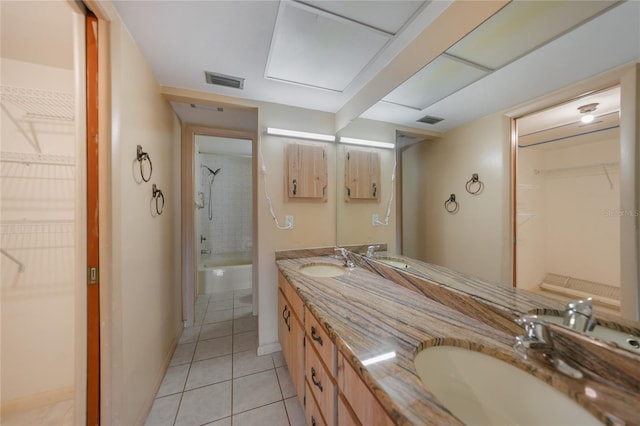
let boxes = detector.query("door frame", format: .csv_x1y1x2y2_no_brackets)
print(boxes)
508,64,639,320
181,124,258,326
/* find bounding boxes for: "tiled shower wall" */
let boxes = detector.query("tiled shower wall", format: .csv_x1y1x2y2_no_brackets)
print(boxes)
198,153,252,266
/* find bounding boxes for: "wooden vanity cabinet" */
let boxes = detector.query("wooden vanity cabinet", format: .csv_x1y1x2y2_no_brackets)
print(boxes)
337,352,394,426
278,272,391,425
277,272,305,407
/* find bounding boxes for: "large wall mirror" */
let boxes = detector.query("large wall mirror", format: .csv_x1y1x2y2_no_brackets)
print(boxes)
336,0,639,320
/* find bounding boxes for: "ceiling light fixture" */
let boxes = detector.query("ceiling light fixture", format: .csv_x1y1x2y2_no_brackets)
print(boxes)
578,102,599,124
339,136,395,149
266,127,336,142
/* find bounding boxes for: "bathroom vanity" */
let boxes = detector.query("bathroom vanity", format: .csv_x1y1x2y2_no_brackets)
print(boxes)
276,248,640,425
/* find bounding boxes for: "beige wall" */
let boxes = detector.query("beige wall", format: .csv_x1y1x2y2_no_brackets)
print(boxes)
406,113,512,286
256,103,337,353
106,12,182,426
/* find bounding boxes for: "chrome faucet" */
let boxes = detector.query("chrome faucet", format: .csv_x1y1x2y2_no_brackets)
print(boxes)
366,245,379,258
514,315,583,379
563,298,596,332
334,247,355,268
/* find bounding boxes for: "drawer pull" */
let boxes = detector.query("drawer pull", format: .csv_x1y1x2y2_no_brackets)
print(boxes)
311,416,316,426
311,367,323,392
310,326,323,346
282,305,290,331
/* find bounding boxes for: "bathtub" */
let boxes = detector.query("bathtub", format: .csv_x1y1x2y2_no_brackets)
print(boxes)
197,261,252,294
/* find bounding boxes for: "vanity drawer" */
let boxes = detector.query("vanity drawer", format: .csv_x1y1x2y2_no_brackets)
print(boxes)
305,307,336,375
305,382,327,426
337,352,394,426
306,341,337,425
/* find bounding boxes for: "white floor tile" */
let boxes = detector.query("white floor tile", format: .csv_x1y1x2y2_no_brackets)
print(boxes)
194,335,232,362
233,331,257,353
272,351,286,368
157,364,189,397
276,366,296,399
199,321,232,340
170,343,196,366
203,417,231,426
185,355,232,391
284,397,306,426
204,308,234,324
233,316,257,334
232,401,289,426
232,369,282,414
174,381,232,426
208,299,234,312
179,325,201,344
233,349,274,378
145,394,181,426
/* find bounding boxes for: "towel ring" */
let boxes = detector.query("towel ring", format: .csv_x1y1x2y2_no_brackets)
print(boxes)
444,193,459,214
465,173,484,195
136,145,153,182
152,184,164,215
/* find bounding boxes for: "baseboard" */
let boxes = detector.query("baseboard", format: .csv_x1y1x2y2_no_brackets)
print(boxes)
135,322,182,426
1,386,73,417
257,341,282,356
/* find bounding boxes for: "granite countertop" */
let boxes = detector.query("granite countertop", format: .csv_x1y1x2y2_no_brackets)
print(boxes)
276,255,640,426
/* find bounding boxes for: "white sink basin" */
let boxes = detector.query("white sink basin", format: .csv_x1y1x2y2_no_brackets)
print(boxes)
377,257,409,269
299,263,345,278
537,314,640,353
414,346,601,425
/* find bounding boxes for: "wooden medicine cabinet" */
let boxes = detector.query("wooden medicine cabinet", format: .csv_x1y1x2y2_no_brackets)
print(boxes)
285,142,328,201
344,148,380,201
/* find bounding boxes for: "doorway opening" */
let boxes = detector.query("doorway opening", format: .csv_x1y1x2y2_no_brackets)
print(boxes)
514,86,621,315
195,135,253,296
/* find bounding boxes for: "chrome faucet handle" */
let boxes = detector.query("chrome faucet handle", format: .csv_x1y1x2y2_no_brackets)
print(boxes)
563,297,596,332
334,247,355,268
366,245,379,258
515,315,551,344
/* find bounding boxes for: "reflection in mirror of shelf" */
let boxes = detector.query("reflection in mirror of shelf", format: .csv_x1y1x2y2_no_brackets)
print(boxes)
344,149,380,202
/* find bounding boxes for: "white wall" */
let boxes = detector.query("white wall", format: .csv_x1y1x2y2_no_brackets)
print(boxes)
108,13,182,426
407,113,512,285
517,132,620,290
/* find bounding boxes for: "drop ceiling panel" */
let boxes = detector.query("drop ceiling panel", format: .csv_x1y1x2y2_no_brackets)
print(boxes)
265,2,390,92
300,0,426,34
447,0,619,70
382,55,488,110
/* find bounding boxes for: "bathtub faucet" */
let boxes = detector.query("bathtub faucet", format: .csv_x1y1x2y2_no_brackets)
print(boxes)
200,249,211,255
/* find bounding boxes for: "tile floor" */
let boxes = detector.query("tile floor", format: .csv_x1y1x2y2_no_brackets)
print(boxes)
145,289,305,426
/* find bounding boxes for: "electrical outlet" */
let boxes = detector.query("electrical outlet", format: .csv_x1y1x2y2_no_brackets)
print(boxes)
285,215,294,229
372,214,379,226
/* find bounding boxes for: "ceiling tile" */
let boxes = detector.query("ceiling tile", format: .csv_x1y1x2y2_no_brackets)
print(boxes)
382,55,488,110
300,0,426,34
265,2,390,92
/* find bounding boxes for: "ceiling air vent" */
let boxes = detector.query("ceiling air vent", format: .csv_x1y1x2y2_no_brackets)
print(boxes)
204,71,245,90
417,114,444,125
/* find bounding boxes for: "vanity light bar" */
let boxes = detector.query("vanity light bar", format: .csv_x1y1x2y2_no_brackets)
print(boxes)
266,127,336,142
339,136,395,149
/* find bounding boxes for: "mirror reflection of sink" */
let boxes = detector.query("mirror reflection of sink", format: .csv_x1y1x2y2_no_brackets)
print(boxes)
536,314,640,353
299,263,346,278
376,257,410,269
414,346,601,425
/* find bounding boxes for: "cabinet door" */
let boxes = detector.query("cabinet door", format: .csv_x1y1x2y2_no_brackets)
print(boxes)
277,289,290,366
286,143,328,200
290,314,305,408
345,149,380,201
